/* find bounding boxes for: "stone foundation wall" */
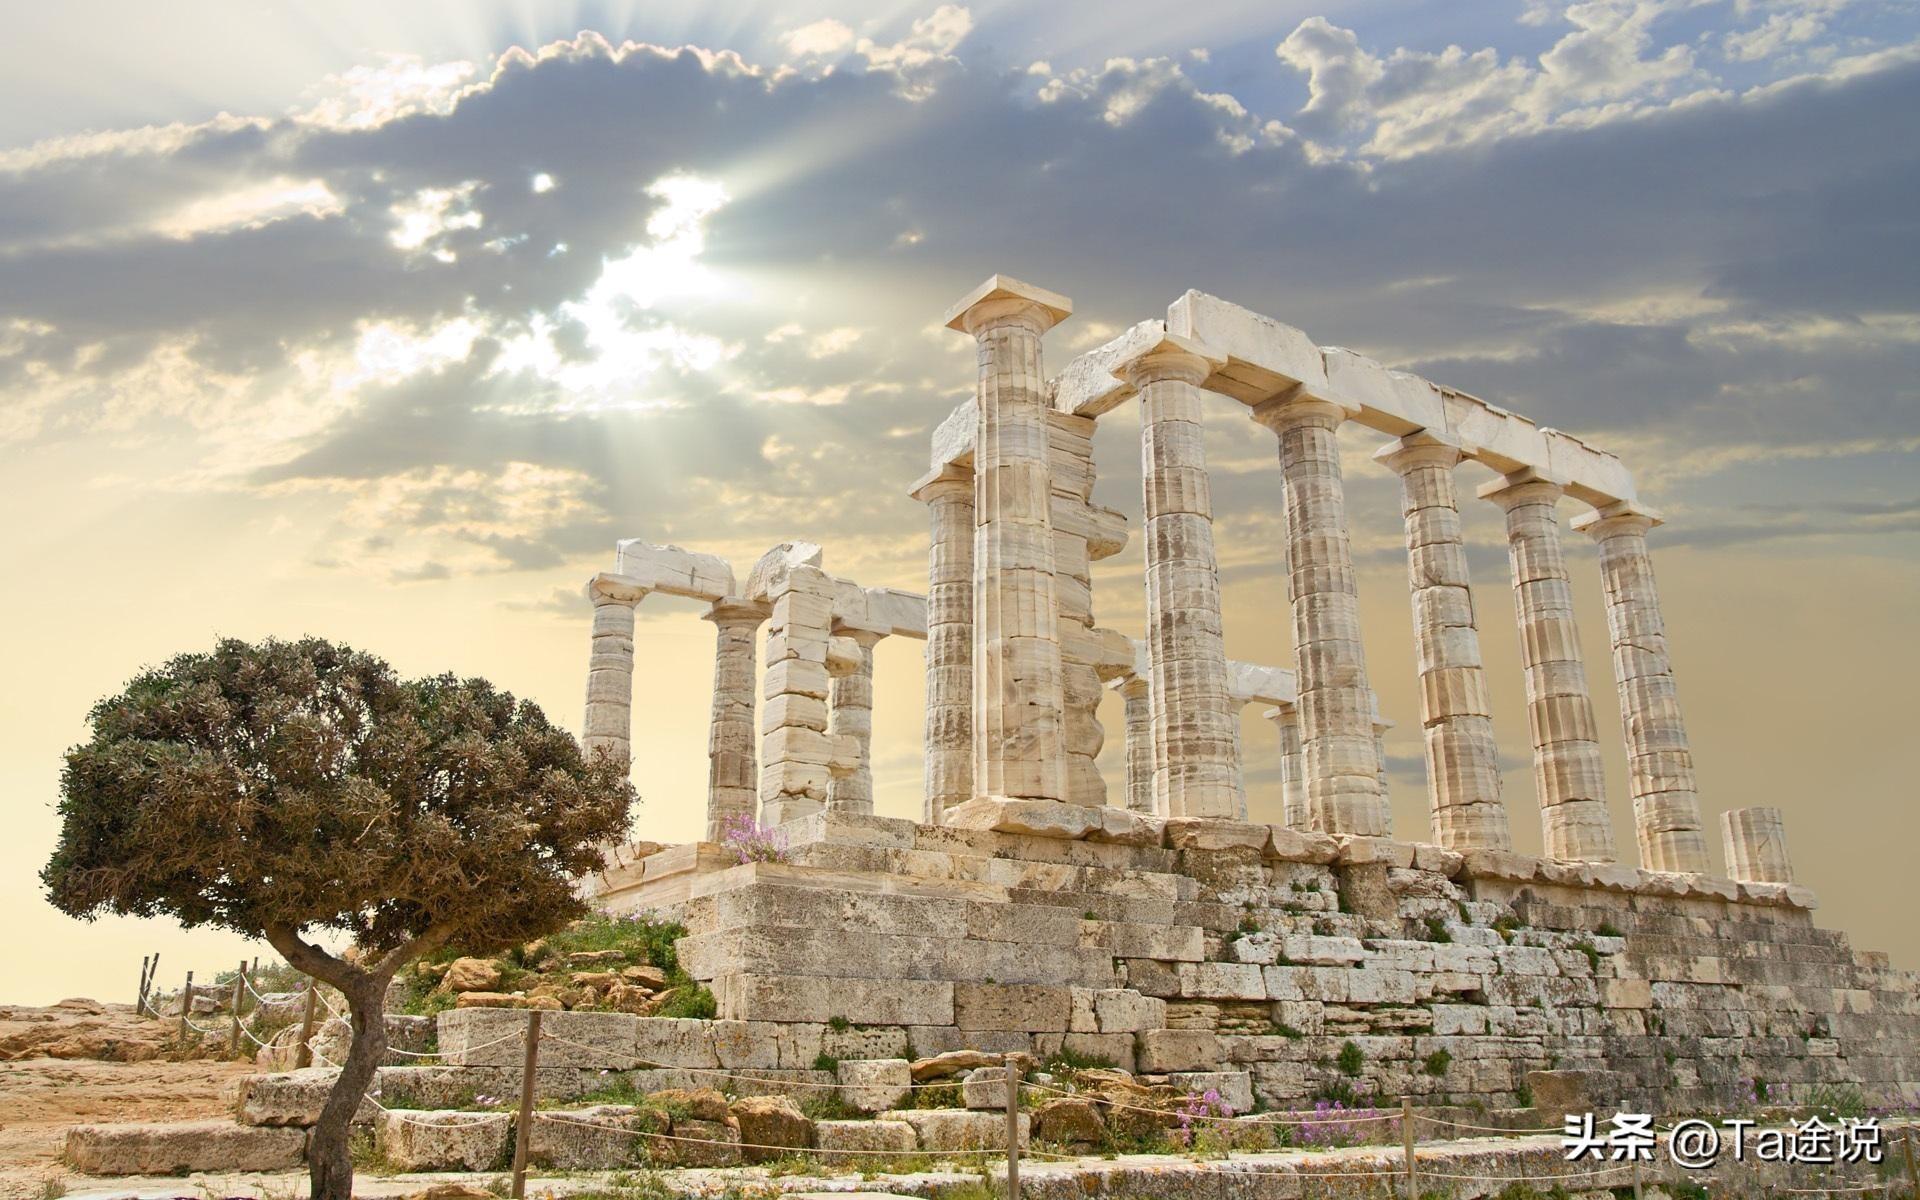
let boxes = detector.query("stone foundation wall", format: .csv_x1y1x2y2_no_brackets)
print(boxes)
598,810,1920,1114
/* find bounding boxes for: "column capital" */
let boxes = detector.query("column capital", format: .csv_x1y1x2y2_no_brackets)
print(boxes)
587,572,649,606
1111,675,1150,700
909,463,974,504
831,624,889,648
1570,499,1664,539
943,274,1072,338
1475,468,1565,512
1372,429,1466,475
1111,331,1223,389
703,598,769,627
1262,705,1298,726
1249,389,1359,432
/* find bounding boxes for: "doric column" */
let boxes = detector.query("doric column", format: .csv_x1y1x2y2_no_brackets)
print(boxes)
1478,471,1616,863
945,276,1073,804
1722,807,1792,884
1572,502,1709,874
1374,434,1512,851
912,466,975,823
1116,333,1239,820
759,562,836,826
582,573,648,769
1115,676,1156,815
1264,707,1308,829
826,629,885,815
1250,395,1387,837
703,600,765,842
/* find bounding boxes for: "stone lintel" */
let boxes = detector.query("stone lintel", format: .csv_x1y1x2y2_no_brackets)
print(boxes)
1109,329,1225,387
943,274,1072,334
909,462,973,502
704,597,770,625
614,539,737,601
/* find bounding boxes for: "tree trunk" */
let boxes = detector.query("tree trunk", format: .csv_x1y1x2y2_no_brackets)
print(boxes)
308,974,390,1200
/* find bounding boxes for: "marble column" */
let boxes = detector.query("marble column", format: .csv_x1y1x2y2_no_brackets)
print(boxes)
1119,333,1239,820
703,600,765,842
945,276,1073,804
1116,676,1156,815
582,573,648,769
1573,502,1709,875
1375,433,1512,851
1722,806,1792,884
1264,707,1308,829
1251,396,1387,837
826,629,885,815
759,562,837,825
1478,470,1616,863
912,466,976,824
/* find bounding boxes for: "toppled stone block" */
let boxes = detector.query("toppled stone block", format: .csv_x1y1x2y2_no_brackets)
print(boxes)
815,1118,916,1162
376,1110,512,1172
896,1108,1028,1151
911,1049,1003,1081
837,1058,911,1113
66,1121,306,1175
1168,1070,1254,1114
235,1067,377,1127
443,957,504,993
1032,1097,1107,1148
528,1105,663,1170
961,1065,1012,1110
730,1094,813,1162
1136,1029,1221,1073
651,1117,741,1167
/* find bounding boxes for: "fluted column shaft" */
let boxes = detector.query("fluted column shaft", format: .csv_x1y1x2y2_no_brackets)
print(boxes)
1480,474,1616,863
959,297,1070,803
913,468,975,823
1252,397,1387,836
1377,435,1512,851
1118,677,1156,815
827,630,884,815
1128,343,1239,819
704,602,765,841
1722,806,1792,884
1577,507,1708,874
1265,707,1308,829
583,575,647,769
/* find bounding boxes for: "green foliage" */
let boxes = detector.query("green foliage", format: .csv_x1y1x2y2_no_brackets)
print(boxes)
827,1015,852,1032
1573,940,1602,972
1455,900,1472,923
1042,1045,1117,1074
1336,1039,1365,1077
905,1082,962,1109
1422,916,1453,944
1423,1049,1452,1077
36,1179,66,1200
1313,1077,1362,1105
43,636,634,957
798,1090,861,1122
1807,1082,1867,1119
1492,913,1522,943
1514,1081,1534,1109
542,911,685,975
812,1052,841,1073
656,981,716,1020
1268,1022,1306,1039
1082,910,1099,921
1595,920,1624,938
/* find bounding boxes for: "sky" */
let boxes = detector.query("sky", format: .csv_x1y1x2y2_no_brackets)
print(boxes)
2,0,1917,1005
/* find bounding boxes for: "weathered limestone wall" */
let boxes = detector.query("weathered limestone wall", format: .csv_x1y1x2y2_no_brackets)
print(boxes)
605,813,1920,1115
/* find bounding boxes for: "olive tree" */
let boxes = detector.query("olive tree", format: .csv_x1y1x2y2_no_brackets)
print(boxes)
43,637,633,1199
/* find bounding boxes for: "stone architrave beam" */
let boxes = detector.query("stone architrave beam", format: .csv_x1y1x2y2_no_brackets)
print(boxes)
615,540,737,601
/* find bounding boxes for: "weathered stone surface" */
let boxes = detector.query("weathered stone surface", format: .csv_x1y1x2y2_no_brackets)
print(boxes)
527,1105,662,1170
960,1064,1013,1109
376,1110,512,1172
730,1094,813,1162
896,1107,1029,1151
814,1118,917,1162
1136,1029,1221,1073
235,1067,377,1126
66,1121,306,1175
1031,1097,1108,1148
836,1058,912,1113
443,957,504,993
1167,1070,1254,1114
651,1117,741,1167
955,983,1072,1031
911,1049,1002,1080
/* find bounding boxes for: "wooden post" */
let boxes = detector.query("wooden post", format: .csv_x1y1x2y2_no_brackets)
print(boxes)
177,971,196,1043
1402,1097,1416,1200
294,981,319,1069
1632,1157,1644,1200
510,1010,543,1200
135,956,150,1013
1902,1130,1917,1200
1003,1051,1021,1200
140,953,158,1016
228,963,245,1057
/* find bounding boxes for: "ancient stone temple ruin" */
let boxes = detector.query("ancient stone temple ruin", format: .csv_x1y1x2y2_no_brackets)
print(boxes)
579,276,1920,1114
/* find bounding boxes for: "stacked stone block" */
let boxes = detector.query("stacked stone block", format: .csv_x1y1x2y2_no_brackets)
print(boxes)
757,562,838,825
1046,409,1111,807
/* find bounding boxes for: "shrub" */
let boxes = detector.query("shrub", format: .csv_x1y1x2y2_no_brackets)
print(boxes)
1336,1040,1365,1077
1423,1049,1452,1077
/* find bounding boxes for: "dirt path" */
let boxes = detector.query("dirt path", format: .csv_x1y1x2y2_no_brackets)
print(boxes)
0,1056,255,1199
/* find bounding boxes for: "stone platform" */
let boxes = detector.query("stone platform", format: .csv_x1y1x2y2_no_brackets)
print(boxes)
593,810,1920,1113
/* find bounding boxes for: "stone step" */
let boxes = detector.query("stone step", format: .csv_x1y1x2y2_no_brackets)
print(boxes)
681,926,1121,987
66,1120,307,1175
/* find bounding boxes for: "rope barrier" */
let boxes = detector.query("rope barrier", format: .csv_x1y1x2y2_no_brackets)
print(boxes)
1414,1114,1555,1134
1016,1076,1401,1128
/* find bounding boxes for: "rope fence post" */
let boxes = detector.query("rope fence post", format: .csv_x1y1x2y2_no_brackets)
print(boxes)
1633,1156,1644,1200
228,963,245,1057
1903,1130,1917,1200
510,1009,543,1200
177,971,195,1044
135,955,149,1013
294,980,319,1069
1003,1050,1020,1200
1403,1097,1416,1200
